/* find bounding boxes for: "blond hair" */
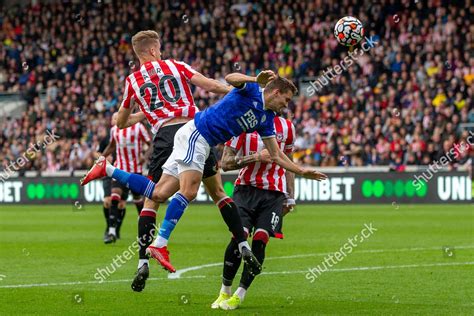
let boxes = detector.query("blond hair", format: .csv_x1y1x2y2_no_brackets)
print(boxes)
131,30,160,56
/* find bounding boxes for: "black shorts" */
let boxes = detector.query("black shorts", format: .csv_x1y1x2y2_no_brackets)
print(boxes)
233,185,286,239
103,177,112,198
148,123,218,182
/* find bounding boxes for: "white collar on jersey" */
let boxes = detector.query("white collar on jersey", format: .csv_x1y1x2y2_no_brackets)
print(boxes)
260,87,277,114
260,87,267,110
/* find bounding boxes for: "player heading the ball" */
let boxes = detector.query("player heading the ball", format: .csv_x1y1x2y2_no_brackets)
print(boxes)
81,70,328,273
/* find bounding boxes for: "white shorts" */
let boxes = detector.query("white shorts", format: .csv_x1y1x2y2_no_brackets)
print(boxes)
162,120,211,178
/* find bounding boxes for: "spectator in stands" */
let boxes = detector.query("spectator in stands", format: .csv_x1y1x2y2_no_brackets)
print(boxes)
0,0,472,172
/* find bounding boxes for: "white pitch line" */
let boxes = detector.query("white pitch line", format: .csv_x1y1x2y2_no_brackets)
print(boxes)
0,275,206,289
170,245,474,279
261,261,474,275
1,261,472,289
1,245,473,289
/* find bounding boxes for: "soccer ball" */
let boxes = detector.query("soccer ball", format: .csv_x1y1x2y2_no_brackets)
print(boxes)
334,16,364,46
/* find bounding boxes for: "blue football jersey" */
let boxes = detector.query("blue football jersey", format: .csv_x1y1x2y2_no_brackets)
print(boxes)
194,83,276,146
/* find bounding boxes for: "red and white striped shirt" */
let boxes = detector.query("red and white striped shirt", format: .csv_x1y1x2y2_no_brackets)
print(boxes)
110,123,151,173
225,117,296,193
121,59,198,134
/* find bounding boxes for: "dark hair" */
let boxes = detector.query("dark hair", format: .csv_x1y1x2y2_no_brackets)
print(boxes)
266,76,298,95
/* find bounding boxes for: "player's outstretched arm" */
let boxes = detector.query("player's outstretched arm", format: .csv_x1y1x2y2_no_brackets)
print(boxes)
221,146,272,171
283,171,296,216
225,70,276,88
116,101,146,129
261,137,328,181
190,72,231,94
283,158,296,216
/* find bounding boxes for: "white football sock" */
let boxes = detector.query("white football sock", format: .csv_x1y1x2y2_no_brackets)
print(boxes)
234,287,247,301
105,164,115,177
108,227,116,235
138,259,148,269
153,235,168,248
221,284,232,295
237,240,251,254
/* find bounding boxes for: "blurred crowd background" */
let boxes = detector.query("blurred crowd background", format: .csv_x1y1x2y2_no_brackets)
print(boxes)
0,0,472,173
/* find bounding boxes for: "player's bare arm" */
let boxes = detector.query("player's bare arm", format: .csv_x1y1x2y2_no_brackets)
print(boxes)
190,72,231,94
283,154,295,216
221,146,272,171
285,168,295,199
261,137,327,181
143,139,153,165
101,137,116,160
116,101,147,129
225,70,276,88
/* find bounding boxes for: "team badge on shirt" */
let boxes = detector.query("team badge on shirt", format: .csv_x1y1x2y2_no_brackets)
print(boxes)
276,133,284,142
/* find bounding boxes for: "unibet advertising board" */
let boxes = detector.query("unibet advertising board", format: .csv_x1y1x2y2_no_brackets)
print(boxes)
0,171,471,204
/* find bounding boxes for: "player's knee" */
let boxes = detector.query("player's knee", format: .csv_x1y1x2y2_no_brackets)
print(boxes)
253,229,270,244
103,197,111,208
152,188,168,204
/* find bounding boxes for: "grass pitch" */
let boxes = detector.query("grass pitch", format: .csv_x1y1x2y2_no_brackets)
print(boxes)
0,203,473,315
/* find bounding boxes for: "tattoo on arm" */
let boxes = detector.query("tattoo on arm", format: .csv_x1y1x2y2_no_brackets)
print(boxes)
221,146,260,171
221,146,240,171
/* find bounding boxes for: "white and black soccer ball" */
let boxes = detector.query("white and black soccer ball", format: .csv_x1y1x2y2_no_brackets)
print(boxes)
334,16,364,46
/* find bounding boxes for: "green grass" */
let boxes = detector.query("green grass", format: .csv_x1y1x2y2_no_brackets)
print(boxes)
0,204,473,315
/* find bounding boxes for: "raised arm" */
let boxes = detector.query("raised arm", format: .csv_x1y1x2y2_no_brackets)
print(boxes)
261,137,327,181
225,70,276,88
190,72,231,94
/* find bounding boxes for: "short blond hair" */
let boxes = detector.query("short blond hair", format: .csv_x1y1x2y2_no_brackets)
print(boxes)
131,30,160,56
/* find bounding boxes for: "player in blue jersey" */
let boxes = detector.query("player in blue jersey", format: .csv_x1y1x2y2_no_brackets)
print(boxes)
81,70,327,273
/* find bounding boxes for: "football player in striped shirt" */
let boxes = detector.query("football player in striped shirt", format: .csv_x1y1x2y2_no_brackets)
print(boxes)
81,30,256,292
101,113,151,243
82,70,327,277
211,116,296,310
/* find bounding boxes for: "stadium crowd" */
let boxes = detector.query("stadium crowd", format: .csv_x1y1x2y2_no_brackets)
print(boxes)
0,0,472,173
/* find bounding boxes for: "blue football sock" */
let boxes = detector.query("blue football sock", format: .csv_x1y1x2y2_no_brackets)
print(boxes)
158,193,189,240
111,168,130,184
111,169,155,199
